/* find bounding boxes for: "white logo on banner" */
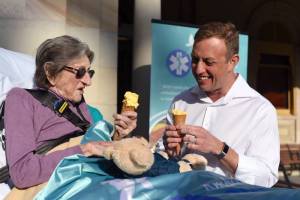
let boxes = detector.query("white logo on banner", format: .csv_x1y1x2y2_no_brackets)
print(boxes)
167,49,191,77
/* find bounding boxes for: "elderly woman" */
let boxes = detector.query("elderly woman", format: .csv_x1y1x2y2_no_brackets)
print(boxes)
4,35,137,189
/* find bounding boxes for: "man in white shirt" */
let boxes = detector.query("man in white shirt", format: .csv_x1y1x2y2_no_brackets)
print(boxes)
164,22,280,188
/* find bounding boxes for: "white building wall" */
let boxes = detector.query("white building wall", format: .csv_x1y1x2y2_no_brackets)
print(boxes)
0,0,118,122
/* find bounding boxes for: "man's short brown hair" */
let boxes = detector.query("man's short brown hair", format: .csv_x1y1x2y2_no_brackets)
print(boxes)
194,22,239,59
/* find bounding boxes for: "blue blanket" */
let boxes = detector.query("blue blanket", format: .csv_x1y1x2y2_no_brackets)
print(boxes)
34,121,300,200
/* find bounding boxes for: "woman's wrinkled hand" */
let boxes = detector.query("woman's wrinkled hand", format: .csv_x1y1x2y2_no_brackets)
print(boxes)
113,111,137,138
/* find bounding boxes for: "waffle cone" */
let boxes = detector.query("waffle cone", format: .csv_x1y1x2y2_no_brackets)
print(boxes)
121,104,135,112
173,114,186,125
173,114,186,156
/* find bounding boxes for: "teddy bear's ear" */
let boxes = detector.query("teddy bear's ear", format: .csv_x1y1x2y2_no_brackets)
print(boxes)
132,136,148,146
130,150,154,169
111,148,154,175
103,137,154,176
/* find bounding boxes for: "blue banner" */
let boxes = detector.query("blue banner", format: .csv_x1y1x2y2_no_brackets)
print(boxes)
150,21,248,133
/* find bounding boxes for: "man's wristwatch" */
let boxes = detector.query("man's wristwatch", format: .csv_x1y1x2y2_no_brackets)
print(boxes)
216,142,229,159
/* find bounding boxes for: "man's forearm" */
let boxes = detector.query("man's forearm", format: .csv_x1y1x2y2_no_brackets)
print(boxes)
212,140,239,175
219,147,239,175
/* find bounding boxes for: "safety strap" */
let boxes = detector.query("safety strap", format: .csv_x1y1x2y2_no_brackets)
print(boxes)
27,89,90,132
0,89,91,184
0,101,4,130
0,130,84,183
0,101,5,150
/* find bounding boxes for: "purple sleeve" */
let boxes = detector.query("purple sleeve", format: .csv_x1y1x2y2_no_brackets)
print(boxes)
5,88,83,188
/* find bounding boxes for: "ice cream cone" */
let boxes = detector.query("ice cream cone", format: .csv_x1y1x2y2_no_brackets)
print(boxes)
172,109,187,156
173,114,186,126
121,91,139,113
121,104,136,113
113,91,139,141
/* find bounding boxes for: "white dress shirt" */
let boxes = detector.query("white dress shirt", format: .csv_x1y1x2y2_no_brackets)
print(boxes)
166,74,280,187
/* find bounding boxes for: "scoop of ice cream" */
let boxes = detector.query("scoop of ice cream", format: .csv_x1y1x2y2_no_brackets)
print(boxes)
172,109,187,116
122,91,139,109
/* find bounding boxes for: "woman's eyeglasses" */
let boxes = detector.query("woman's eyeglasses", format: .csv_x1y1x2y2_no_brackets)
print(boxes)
63,65,95,79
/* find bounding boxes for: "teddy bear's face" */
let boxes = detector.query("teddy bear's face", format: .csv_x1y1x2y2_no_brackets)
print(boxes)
104,137,154,175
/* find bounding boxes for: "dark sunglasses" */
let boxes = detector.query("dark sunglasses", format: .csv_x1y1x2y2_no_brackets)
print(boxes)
63,65,95,79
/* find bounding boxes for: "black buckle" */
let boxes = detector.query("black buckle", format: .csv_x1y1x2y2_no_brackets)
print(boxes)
0,129,6,150
53,100,69,116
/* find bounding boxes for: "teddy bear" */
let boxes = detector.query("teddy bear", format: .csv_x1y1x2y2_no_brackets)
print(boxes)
102,137,154,175
102,137,207,176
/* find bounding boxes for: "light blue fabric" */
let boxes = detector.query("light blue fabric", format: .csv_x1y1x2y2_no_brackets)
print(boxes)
80,120,112,144
34,121,300,200
87,105,103,124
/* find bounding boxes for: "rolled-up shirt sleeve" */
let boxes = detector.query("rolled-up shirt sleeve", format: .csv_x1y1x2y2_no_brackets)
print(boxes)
236,154,278,187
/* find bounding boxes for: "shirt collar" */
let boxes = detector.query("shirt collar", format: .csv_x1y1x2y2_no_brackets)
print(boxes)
191,74,257,104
